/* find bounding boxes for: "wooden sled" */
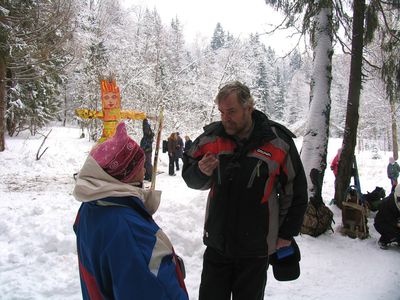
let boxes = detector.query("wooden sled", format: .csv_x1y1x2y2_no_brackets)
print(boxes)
340,186,369,239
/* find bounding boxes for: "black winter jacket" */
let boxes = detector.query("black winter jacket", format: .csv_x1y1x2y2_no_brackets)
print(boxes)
374,193,400,238
182,110,308,257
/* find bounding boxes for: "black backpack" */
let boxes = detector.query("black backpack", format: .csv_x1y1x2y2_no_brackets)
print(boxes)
162,140,168,153
362,186,385,212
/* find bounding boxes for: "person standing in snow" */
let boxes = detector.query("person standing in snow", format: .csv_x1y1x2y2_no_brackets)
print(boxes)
73,122,188,300
374,184,400,249
175,132,184,171
183,135,192,152
387,157,400,192
167,132,178,176
182,81,308,300
140,118,155,181
330,147,342,178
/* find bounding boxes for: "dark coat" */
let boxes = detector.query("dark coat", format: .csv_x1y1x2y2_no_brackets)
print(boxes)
374,193,400,242
182,110,308,257
184,139,193,152
176,136,184,158
168,137,178,156
140,119,154,154
387,162,400,180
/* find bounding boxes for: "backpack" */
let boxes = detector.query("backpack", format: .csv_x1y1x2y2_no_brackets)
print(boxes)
362,186,385,212
300,168,335,237
162,140,168,153
301,198,335,237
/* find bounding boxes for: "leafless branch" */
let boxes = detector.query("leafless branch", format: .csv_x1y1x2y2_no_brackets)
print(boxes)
36,129,52,161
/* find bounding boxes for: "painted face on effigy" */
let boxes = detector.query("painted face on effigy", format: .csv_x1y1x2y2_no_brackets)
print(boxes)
103,92,119,109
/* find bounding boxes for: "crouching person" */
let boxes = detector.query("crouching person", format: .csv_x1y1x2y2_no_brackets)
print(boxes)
374,184,400,250
73,122,188,300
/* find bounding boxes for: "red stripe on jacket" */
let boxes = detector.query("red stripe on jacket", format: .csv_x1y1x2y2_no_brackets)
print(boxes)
193,137,235,157
256,143,287,204
79,260,103,300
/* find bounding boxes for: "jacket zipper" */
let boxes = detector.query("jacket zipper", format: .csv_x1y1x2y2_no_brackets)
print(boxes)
247,160,262,188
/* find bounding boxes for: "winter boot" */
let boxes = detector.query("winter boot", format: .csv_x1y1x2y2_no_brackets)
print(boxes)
378,241,389,250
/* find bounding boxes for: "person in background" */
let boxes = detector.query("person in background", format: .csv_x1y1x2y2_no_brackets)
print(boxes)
167,132,178,176
182,81,308,300
374,184,400,249
140,118,155,181
184,135,192,152
175,132,184,171
330,147,342,178
73,122,188,300
387,157,400,192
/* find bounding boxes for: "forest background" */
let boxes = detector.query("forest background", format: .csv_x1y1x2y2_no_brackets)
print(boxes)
0,0,399,203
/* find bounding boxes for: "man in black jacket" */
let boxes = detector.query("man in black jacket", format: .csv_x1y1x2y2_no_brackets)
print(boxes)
182,81,308,300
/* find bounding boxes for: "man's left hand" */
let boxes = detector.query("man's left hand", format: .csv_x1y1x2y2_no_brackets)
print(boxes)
276,238,291,249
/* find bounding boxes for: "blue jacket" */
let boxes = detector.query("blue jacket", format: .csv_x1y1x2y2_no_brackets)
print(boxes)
73,196,188,300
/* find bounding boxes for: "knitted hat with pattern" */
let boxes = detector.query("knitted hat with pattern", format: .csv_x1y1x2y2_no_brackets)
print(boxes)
91,122,145,183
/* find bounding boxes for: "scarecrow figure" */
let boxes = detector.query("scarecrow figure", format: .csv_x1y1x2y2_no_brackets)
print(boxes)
76,78,147,142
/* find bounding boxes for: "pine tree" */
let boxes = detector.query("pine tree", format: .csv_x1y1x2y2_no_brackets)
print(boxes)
273,69,285,120
211,23,225,51
0,0,74,149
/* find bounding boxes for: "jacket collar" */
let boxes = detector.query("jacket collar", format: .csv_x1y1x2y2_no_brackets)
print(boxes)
205,109,277,145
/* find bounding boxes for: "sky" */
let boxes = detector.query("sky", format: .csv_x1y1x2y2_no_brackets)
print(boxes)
1,125,400,299
122,0,298,54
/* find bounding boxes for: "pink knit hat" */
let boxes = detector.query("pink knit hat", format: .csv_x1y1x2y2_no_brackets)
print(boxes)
90,122,145,183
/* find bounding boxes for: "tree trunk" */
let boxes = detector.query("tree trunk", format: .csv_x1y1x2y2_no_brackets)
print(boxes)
390,98,398,160
334,0,365,208
63,86,67,127
300,6,333,199
0,55,6,152
6,68,16,137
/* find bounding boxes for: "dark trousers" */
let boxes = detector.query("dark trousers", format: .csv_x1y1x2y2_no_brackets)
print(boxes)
144,152,152,180
390,178,397,191
174,155,180,171
374,222,400,244
199,247,268,300
168,154,176,175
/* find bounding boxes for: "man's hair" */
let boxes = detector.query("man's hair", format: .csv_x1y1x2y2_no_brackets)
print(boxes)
214,81,254,108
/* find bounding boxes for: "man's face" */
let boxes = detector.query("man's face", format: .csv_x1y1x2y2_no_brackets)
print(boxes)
102,92,119,109
218,93,253,137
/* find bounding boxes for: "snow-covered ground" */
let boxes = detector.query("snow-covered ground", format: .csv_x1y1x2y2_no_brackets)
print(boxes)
0,125,399,300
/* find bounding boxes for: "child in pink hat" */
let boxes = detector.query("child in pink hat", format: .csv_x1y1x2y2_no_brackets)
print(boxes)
73,122,188,300
90,121,146,183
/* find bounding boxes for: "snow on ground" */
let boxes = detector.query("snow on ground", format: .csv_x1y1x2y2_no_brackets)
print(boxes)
0,125,399,300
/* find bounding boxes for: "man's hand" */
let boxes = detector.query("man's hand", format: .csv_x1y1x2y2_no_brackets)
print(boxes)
276,237,291,249
198,152,219,176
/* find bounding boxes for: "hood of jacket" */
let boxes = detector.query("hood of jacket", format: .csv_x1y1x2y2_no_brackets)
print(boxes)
73,155,161,215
